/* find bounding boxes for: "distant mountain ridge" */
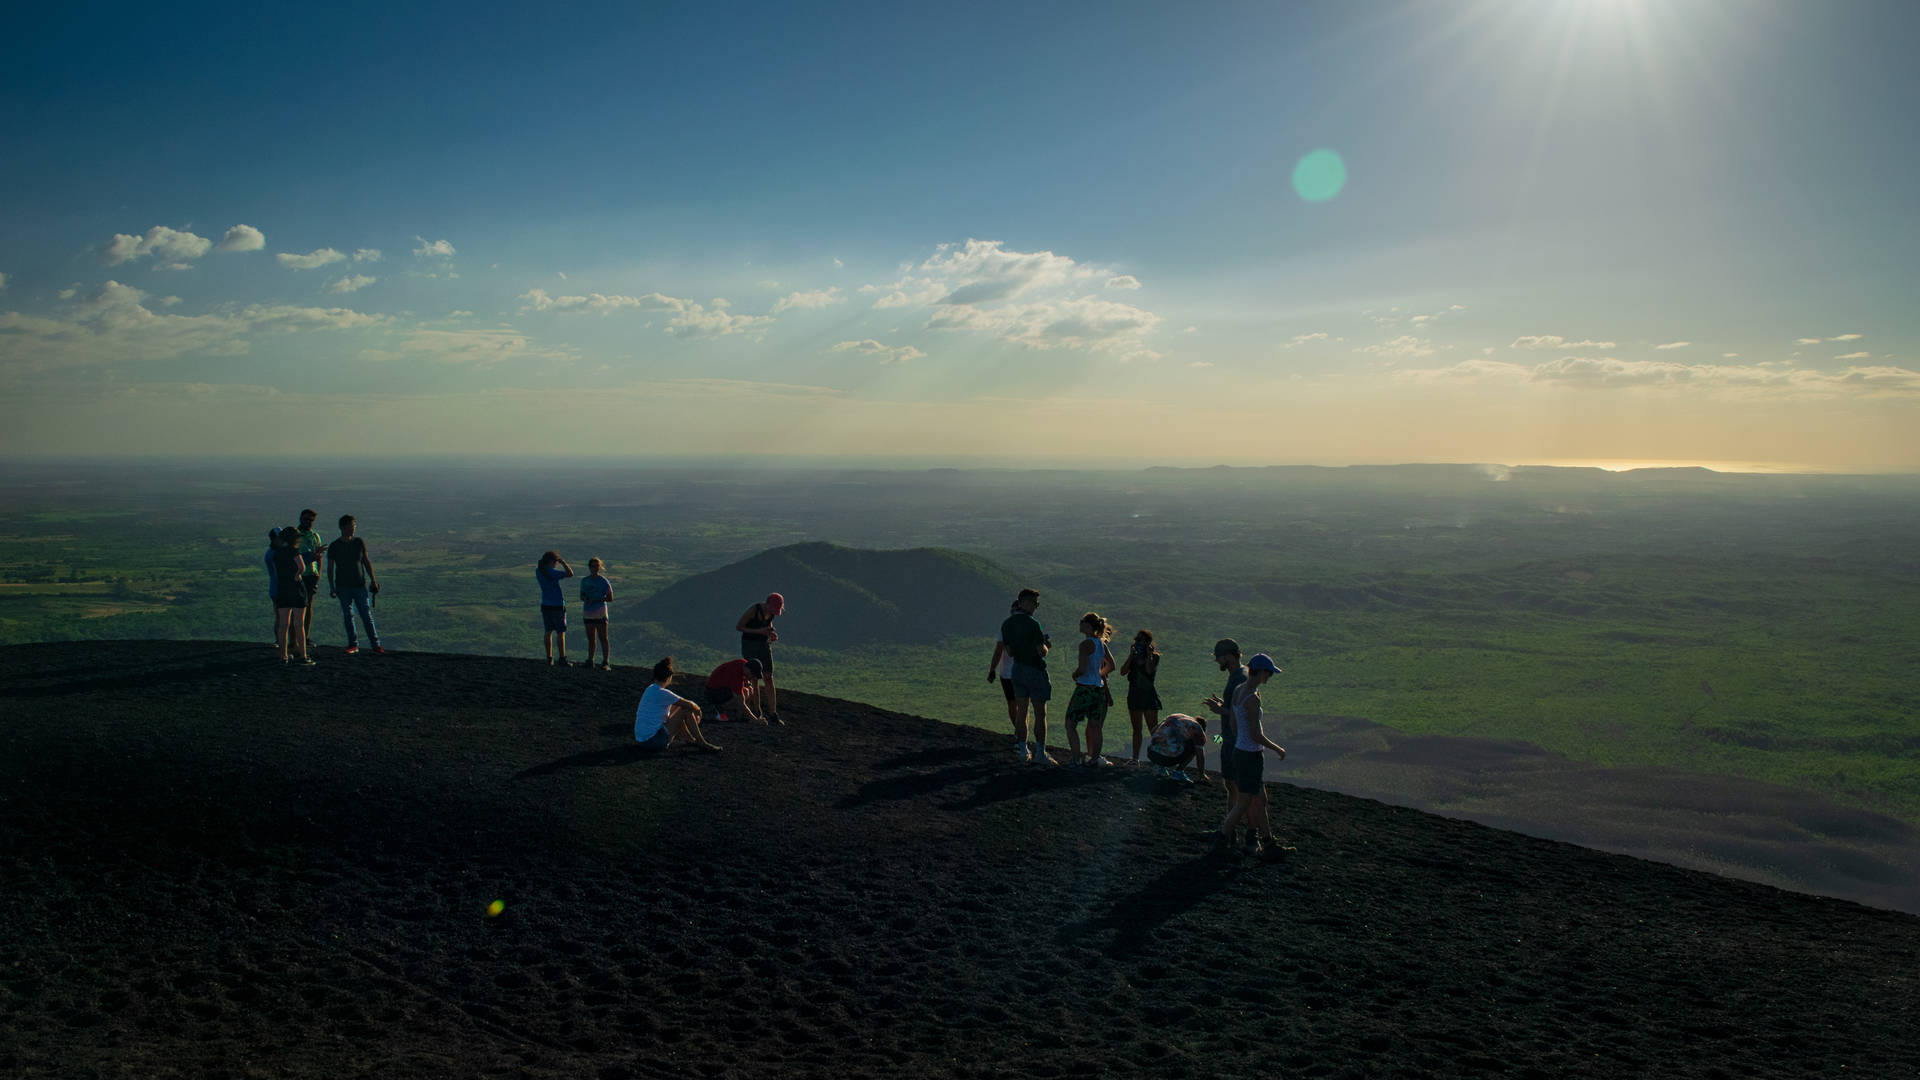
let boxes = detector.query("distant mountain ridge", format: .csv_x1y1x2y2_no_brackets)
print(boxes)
630,541,1020,651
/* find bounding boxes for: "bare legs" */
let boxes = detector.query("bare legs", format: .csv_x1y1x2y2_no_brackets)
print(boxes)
1013,698,1054,765
1004,688,1027,744
543,630,567,665
584,622,609,667
763,672,778,718
275,608,308,662
1127,708,1157,762
665,702,721,750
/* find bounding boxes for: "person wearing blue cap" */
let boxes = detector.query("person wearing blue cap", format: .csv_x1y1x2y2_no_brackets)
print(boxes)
1213,652,1289,860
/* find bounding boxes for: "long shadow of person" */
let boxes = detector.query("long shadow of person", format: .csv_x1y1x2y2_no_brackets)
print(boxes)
835,762,996,810
1059,855,1242,957
514,744,662,781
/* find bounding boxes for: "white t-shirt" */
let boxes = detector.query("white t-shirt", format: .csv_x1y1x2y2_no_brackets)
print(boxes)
996,620,1015,679
635,683,682,741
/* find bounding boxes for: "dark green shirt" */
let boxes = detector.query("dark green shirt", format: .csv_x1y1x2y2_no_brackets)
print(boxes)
1000,611,1047,669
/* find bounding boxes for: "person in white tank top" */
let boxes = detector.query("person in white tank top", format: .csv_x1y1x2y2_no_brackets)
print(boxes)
1213,653,1290,860
1063,612,1118,765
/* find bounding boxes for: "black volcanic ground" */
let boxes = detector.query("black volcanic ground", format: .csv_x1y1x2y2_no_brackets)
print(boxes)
3,641,1917,1079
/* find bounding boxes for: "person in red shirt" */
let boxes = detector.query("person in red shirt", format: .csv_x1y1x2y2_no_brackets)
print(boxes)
702,657,767,723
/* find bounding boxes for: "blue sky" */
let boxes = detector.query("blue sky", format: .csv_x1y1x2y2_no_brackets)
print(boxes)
2,0,1917,467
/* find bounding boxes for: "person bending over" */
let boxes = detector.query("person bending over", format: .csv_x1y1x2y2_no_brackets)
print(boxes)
1147,712,1209,783
635,657,721,752
736,592,784,724
702,657,766,723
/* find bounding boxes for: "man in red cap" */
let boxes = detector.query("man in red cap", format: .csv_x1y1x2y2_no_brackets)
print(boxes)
736,592,785,724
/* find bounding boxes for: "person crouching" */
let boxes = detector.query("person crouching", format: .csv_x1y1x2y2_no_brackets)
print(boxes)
702,656,767,724
1146,712,1210,784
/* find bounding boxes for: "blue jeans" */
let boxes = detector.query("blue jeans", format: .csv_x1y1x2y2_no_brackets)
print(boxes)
335,586,379,647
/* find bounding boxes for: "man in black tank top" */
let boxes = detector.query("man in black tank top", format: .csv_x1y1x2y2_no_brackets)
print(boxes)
736,592,785,724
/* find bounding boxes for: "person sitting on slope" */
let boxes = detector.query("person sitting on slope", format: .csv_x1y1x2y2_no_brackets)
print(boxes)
635,657,721,752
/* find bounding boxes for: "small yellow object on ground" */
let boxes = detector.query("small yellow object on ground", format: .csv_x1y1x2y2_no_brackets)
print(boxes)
486,900,505,917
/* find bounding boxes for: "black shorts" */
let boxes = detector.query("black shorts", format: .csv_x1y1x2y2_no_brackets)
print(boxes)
703,683,737,709
1230,749,1264,793
999,675,1016,703
276,592,307,611
1218,745,1238,787
742,638,774,675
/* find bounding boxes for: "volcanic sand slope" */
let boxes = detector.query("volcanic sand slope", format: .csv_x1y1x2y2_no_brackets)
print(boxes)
2,641,1917,1079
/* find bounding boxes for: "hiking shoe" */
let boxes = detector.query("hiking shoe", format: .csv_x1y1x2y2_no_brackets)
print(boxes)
344,645,359,655
1014,743,1032,764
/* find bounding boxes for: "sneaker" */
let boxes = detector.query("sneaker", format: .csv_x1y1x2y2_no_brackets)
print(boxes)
372,646,386,655
1014,743,1031,764
1258,836,1295,861
715,713,729,724
768,712,785,726
1172,770,1195,784
598,662,611,671
1242,830,1259,854
344,645,359,655
1152,765,1168,779
1032,750,1059,767
1091,756,1114,768
299,658,317,667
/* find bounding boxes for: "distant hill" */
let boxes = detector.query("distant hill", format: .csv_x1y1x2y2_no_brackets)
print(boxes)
629,541,1020,651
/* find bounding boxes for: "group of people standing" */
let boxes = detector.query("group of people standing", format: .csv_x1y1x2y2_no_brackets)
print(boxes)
263,509,381,665
990,587,1292,860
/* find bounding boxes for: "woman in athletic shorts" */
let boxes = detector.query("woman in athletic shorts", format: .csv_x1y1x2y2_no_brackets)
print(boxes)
1063,612,1117,765
736,592,784,724
1214,653,1287,860
271,526,313,666
1119,628,1162,765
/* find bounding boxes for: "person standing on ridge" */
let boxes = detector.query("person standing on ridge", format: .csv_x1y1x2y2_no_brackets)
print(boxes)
1214,653,1289,861
295,509,325,646
537,551,574,666
1064,612,1117,766
736,592,784,724
579,558,613,670
1203,639,1250,852
326,514,383,656
1119,628,1163,765
263,528,281,647
272,526,314,666
1000,588,1056,766
987,599,1027,761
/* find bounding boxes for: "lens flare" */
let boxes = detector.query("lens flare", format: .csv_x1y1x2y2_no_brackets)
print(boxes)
1291,149,1347,202
486,899,505,917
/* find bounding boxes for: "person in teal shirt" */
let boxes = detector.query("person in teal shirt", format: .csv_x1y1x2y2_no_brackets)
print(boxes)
296,508,325,644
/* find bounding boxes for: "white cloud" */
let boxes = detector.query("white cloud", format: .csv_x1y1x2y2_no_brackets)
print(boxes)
1511,335,1617,350
832,339,924,364
518,288,772,338
1654,341,1692,350
276,248,346,270
0,280,382,373
1796,338,1823,345
103,226,213,267
1829,333,1863,342
769,287,845,315
412,237,456,259
214,224,266,253
1722,353,1739,358
327,274,377,294
1834,351,1872,360
0,272,7,291
1360,335,1436,359
1105,275,1142,290
832,258,844,269
862,240,1161,358
353,248,382,263
361,327,573,368
58,286,77,300
1186,361,1215,369
1283,332,1328,348
1394,354,1920,398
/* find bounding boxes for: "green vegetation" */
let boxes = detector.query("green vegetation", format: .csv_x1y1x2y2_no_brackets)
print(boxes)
2,460,1915,824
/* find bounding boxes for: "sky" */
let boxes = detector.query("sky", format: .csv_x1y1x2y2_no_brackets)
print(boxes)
2,0,1917,469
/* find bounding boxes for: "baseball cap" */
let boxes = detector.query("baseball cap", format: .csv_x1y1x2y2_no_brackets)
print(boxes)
744,657,764,677
765,592,785,614
1247,653,1281,675
1212,638,1240,658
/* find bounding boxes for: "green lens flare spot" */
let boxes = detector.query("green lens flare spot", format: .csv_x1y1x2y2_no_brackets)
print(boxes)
1292,149,1347,203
